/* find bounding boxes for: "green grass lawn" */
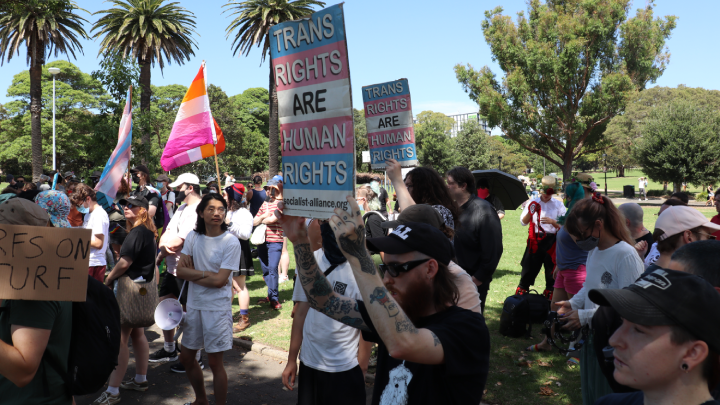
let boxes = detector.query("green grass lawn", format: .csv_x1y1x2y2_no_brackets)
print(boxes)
585,168,704,194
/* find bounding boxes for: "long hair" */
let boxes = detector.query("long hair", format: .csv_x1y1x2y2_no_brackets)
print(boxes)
194,193,229,235
564,193,633,246
126,207,157,238
407,167,460,226
434,261,460,310
117,178,130,196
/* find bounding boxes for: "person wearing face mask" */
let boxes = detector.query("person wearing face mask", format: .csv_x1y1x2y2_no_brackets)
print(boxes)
516,175,567,301
555,192,643,405
155,174,175,219
282,219,373,405
70,184,110,283
152,173,205,372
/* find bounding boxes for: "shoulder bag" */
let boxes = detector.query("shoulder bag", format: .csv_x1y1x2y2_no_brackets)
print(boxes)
250,224,267,245
115,275,158,328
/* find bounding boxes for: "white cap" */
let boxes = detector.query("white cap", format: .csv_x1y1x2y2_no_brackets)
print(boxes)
655,206,720,241
169,173,200,188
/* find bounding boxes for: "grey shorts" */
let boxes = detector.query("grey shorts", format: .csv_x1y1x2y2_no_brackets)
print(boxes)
181,308,233,353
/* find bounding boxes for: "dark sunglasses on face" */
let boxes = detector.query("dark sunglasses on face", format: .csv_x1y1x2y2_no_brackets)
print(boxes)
379,258,431,278
124,203,134,209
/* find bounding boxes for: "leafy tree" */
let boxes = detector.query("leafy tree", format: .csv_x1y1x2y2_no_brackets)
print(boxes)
91,49,140,119
92,0,198,165
224,0,326,176
0,60,110,177
0,0,89,181
605,85,720,177
633,99,720,192
487,137,530,177
455,0,677,181
353,108,370,172
414,111,456,173
455,120,491,171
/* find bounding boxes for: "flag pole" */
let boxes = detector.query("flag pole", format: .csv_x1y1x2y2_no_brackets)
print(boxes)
203,60,223,190
213,142,221,191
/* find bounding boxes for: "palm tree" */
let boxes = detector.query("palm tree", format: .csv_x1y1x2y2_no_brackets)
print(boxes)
0,1,89,181
224,0,325,176
92,0,198,165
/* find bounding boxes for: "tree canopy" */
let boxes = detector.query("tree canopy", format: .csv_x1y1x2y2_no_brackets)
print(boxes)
414,111,456,174
455,0,677,180
633,99,720,192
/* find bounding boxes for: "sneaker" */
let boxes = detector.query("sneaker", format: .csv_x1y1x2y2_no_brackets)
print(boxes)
92,391,121,405
120,378,149,392
170,360,204,373
270,300,282,310
149,347,178,363
279,275,289,283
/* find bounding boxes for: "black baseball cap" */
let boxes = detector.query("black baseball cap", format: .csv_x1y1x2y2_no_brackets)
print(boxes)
589,269,720,353
367,222,454,266
382,204,444,230
118,195,150,210
130,165,150,177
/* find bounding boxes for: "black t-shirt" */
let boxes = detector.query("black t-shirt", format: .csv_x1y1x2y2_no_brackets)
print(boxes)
485,194,505,216
358,302,490,405
455,196,503,283
119,226,156,281
595,392,720,405
634,232,654,259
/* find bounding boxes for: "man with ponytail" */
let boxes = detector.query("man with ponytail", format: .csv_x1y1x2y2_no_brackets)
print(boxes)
556,192,644,405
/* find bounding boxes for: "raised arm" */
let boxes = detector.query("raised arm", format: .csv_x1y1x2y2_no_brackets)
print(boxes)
276,209,369,331
329,197,446,365
386,158,415,211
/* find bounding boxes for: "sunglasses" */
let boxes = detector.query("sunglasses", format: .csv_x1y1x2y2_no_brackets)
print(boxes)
692,230,717,240
379,258,430,278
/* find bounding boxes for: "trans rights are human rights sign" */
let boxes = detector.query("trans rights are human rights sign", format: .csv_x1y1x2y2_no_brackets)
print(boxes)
362,79,417,170
270,4,355,218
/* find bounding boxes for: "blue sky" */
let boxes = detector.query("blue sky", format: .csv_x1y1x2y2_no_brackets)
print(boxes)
0,0,717,128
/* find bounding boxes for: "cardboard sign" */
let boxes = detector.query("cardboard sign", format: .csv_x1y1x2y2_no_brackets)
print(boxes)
0,224,91,302
362,79,417,169
271,4,355,219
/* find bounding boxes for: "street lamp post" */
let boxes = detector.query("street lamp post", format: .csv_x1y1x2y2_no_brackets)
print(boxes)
603,153,608,196
48,67,61,171
498,156,502,171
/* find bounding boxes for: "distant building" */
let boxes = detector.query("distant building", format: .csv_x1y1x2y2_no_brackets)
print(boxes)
413,112,491,137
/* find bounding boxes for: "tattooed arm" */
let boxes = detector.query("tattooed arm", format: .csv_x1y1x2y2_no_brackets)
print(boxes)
276,210,369,332
328,196,446,365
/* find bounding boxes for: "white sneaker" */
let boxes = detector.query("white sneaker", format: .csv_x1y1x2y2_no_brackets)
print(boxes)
92,391,121,405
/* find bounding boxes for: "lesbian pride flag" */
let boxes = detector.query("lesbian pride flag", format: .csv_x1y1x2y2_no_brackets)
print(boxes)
95,86,133,199
161,61,225,171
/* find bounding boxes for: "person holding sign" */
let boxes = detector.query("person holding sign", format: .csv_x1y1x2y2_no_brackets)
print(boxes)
276,198,490,405
0,199,74,405
176,193,241,405
94,195,157,405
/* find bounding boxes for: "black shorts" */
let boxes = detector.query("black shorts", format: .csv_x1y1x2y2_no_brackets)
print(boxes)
158,271,188,305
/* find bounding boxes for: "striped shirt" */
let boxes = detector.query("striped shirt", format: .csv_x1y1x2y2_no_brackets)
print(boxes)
257,200,284,243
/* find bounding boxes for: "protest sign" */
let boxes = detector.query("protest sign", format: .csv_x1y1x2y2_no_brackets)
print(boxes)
362,79,417,170
270,4,355,218
0,224,91,301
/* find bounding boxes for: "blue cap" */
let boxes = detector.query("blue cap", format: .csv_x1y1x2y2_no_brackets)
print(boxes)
264,178,280,189
272,175,283,183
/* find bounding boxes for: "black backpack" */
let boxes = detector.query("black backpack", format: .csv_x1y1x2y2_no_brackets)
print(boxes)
47,275,121,396
132,188,166,230
499,291,550,338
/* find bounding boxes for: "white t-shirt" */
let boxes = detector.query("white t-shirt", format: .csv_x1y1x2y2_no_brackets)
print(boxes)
84,207,109,266
181,231,241,311
163,202,199,275
292,249,363,373
569,241,643,327
226,209,253,240
639,180,645,190
448,261,482,314
162,191,176,218
520,196,567,234
644,242,660,269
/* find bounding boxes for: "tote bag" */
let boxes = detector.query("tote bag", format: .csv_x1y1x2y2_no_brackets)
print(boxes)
115,275,158,328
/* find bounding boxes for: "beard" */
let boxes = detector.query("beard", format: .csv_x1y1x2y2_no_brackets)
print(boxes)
389,277,434,322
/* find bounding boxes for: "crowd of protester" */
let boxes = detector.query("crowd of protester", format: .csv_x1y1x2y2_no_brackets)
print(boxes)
1,165,719,405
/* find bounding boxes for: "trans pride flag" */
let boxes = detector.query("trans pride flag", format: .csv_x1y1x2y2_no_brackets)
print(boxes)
161,61,225,171
95,86,133,199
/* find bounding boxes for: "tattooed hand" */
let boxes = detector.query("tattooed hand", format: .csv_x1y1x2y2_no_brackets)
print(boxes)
275,201,309,243
329,196,377,275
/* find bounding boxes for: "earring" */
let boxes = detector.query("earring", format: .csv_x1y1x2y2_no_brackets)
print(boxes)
682,363,689,371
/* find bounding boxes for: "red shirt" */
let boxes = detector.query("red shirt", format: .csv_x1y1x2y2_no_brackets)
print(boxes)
257,200,284,243
711,215,720,239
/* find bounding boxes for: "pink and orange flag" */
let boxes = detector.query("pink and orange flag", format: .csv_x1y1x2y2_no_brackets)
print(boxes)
161,62,225,171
